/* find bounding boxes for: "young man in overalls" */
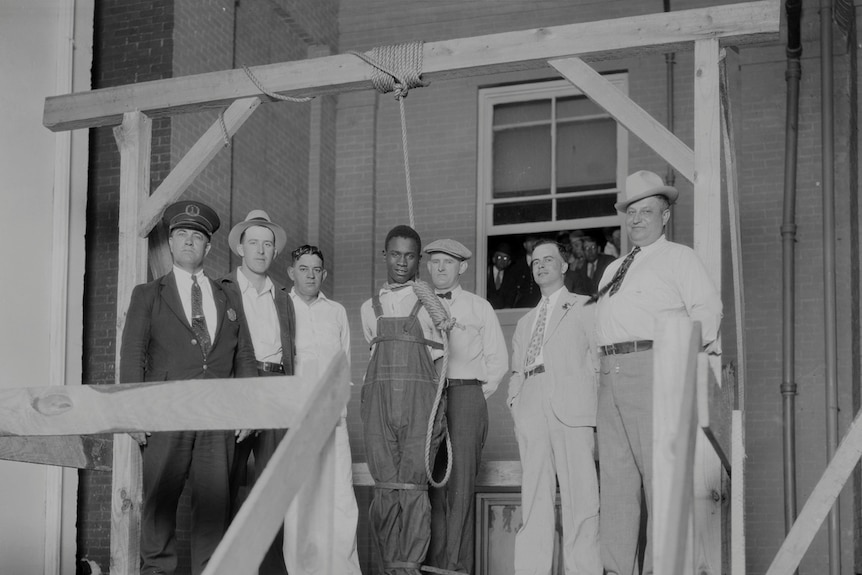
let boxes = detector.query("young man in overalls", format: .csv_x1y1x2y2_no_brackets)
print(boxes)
360,225,447,575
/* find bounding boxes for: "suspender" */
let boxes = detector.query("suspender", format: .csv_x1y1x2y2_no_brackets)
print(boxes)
371,291,442,349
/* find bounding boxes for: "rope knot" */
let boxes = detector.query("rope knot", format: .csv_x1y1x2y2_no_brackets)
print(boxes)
349,41,428,100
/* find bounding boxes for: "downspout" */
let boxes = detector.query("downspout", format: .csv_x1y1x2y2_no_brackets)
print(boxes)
781,0,801,556
820,0,842,571
664,0,676,240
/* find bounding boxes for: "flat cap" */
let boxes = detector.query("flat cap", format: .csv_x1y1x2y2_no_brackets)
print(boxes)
164,200,220,238
424,238,472,260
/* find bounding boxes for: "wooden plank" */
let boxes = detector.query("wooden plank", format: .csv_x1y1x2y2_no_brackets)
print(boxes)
699,360,734,471
0,436,112,471
139,97,261,237
720,46,747,412
111,111,151,575
147,222,173,280
765,407,862,575
549,57,695,183
43,1,781,131
653,318,700,575
352,459,524,487
0,377,316,437
731,410,746,575
203,353,351,575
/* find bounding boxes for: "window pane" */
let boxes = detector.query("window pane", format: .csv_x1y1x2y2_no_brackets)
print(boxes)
493,125,551,198
493,200,552,225
556,118,616,191
557,95,604,120
557,193,618,220
493,99,551,126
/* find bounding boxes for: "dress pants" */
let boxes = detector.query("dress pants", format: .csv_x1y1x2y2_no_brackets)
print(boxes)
512,371,601,575
597,350,653,575
429,384,488,574
141,429,234,575
283,416,362,574
229,369,288,575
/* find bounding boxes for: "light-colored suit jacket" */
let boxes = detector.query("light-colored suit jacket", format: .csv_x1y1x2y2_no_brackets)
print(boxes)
507,289,598,427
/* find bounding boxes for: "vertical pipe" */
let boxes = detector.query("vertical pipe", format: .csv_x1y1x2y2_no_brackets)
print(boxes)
664,0,676,240
781,0,802,558
820,0,842,572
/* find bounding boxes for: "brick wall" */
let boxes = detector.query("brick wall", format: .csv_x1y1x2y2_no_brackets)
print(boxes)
335,1,861,573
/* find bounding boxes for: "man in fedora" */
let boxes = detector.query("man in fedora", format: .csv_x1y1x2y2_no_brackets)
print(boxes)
219,209,296,575
120,200,258,575
593,170,722,575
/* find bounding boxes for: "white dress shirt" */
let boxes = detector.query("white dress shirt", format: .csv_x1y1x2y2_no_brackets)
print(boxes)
360,284,443,360
595,235,722,349
438,285,508,399
290,288,351,378
172,265,216,342
236,269,282,363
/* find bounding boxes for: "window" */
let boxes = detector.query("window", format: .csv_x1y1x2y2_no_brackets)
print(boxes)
477,77,628,308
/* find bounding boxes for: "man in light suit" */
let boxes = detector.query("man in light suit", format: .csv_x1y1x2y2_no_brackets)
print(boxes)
507,239,601,575
120,200,258,575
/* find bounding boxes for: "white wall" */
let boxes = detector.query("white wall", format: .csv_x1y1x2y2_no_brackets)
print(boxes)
0,1,93,573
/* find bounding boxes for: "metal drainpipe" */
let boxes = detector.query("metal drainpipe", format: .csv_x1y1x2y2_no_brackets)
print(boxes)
781,0,802,557
664,0,676,240
820,0,842,571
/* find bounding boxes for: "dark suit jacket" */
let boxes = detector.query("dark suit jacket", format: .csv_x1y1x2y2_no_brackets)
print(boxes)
219,270,296,375
565,254,616,297
488,261,539,309
119,271,258,384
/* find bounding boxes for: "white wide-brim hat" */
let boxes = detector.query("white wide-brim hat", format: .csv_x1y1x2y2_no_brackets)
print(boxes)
228,210,287,255
614,170,679,213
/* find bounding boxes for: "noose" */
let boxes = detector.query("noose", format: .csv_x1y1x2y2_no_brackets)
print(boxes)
350,43,453,487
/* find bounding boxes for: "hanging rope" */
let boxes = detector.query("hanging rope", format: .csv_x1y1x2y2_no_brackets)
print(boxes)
410,279,459,488
241,65,315,103
349,41,427,228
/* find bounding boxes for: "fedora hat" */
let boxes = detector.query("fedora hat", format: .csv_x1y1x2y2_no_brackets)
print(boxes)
614,170,679,213
228,210,287,255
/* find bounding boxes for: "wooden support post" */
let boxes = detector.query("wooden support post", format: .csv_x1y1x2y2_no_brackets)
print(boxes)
765,407,862,575
549,57,695,183
202,354,351,575
139,97,261,237
0,436,112,470
653,318,701,575
731,410,746,575
111,111,152,575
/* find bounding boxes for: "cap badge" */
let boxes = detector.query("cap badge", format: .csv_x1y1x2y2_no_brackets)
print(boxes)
185,204,201,217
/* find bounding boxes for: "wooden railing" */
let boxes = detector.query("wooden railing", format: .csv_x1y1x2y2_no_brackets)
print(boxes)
0,353,351,574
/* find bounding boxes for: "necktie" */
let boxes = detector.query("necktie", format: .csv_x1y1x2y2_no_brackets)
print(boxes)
590,246,641,302
191,274,211,357
495,269,503,290
587,262,595,279
437,291,452,299
524,297,549,368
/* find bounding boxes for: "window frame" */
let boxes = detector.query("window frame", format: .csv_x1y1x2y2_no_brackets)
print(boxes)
475,76,628,298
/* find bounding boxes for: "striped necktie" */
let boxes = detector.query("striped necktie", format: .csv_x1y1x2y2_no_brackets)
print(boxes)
590,246,640,303
191,274,211,357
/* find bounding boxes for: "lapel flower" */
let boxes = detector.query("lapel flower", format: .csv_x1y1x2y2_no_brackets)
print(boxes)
227,308,237,322
562,301,573,311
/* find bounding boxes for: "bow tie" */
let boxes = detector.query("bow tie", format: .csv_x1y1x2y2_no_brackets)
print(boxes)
436,291,453,299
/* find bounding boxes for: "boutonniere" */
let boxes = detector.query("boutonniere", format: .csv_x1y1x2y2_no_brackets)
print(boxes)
227,308,237,322
562,302,574,311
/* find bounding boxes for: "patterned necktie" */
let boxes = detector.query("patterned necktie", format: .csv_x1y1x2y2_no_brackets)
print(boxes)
590,246,641,303
191,274,211,357
524,297,549,368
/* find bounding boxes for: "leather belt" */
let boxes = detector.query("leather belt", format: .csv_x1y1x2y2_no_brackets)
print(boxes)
256,361,285,374
446,378,481,388
524,364,545,379
599,340,653,356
